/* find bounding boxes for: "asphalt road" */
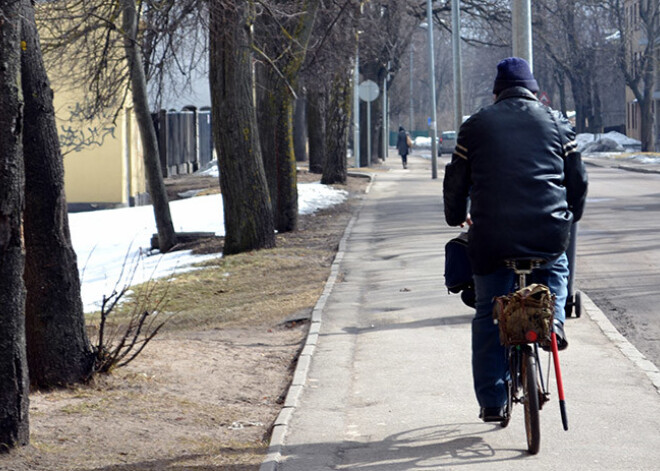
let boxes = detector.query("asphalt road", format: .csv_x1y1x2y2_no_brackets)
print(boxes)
577,158,660,368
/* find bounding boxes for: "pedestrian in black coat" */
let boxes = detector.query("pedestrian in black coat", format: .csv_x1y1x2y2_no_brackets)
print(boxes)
396,126,410,169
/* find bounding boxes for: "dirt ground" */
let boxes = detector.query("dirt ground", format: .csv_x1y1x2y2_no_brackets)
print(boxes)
0,167,375,471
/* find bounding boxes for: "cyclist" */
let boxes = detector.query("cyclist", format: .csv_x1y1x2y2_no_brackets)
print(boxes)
442,57,588,423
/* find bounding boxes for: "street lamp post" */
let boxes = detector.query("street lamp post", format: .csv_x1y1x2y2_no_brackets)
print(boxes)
451,0,463,134
353,41,360,168
426,0,438,179
383,62,390,161
512,0,533,69
409,45,414,132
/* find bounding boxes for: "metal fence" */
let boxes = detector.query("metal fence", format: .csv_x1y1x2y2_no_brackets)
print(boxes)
152,108,215,177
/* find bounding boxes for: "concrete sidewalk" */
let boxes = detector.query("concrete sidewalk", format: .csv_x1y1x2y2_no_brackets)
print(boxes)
262,154,660,471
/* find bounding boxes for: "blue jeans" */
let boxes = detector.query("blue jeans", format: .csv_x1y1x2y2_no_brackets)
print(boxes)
471,253,569,408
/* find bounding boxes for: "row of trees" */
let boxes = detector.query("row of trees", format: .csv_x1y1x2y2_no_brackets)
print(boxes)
388,1,657,151
1,0,95,449
1,0,655,451
0,0,423,451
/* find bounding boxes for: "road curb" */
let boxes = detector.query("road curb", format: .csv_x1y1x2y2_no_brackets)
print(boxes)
580,291,660,394
583,156,660,174
259,172,377,471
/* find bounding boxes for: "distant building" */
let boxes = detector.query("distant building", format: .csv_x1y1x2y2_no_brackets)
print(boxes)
45,41,212,211
624,0,659,151
53,83,149,212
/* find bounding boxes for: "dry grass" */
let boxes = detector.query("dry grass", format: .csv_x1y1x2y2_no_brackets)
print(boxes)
0,168,373,471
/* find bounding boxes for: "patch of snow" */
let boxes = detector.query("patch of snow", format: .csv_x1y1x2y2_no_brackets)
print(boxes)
70,180,347,313
577,131,641,153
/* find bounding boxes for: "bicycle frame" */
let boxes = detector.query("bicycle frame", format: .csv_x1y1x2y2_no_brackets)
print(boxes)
500,260,569,454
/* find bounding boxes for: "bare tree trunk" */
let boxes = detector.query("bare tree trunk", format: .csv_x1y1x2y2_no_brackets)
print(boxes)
592,84,603,133
553,69,568,118
307,88,326,174
209,1,275,255
257,70,299,232
256,1,321,233
0,0,30,448
322,74,351,185
568,74,590,133
20,0,94,388
640,62,656,151
121,0,177,253
294,96,308,163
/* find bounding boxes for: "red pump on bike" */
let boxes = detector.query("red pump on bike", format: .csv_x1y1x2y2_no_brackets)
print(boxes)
550,331,569,431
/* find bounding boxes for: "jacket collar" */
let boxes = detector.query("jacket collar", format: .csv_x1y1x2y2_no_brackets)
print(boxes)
494,86,538,104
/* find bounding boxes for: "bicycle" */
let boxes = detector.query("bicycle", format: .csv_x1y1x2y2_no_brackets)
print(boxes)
494,259,569,455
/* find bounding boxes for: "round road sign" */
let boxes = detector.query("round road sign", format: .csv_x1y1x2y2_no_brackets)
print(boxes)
358,80,380,102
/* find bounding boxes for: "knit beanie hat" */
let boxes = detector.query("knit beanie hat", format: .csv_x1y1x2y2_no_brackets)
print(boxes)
492,57,539,95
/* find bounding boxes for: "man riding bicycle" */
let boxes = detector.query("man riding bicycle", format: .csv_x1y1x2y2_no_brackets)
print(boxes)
442,57,588,423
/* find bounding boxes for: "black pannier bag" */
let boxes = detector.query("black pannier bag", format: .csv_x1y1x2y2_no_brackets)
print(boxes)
444,232,475,308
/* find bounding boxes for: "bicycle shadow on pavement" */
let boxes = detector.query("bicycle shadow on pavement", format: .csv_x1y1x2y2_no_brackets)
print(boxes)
279,424,528,470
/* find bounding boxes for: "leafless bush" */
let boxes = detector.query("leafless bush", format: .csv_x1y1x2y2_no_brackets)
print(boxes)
90,251,173,374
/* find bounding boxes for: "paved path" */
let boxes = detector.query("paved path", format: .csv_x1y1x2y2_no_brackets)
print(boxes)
262,154,660,471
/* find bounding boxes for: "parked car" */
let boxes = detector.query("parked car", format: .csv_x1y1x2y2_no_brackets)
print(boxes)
439,131,456,155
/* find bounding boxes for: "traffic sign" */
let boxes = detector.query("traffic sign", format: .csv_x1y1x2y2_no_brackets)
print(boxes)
539,91,551,107
359,80,379,102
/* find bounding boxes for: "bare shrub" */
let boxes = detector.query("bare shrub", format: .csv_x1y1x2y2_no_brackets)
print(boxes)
90,251,172,374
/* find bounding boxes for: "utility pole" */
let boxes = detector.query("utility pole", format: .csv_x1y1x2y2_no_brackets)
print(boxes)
353,44,360,168
451,0,463,134
512,0,533,70
426,0,438,179
409,46,414,132
383,62,390,160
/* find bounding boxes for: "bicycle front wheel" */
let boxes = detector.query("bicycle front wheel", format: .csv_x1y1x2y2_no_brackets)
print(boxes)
522,351,541,454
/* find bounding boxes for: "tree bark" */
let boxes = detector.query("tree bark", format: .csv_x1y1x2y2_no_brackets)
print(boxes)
553,69,568,118
209,1,275,255
0,0,30,448
257,69,299,232
322,74,351,185
293,96,308,163
639,58,656,151
20,0,94,389
121,0,177,253
256,1,321,233
307,88,326,174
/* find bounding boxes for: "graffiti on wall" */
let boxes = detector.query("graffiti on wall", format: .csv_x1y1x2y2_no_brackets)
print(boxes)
59,102,117,155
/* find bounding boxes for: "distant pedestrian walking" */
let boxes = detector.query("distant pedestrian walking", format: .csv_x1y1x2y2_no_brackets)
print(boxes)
396,126,411,169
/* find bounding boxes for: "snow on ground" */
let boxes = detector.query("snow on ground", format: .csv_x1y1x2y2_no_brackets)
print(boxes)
577,131,640,152
70,175,347,313
577,132,660,164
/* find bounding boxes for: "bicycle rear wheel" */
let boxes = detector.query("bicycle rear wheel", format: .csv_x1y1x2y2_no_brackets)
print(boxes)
522,351,541,454
501,378,513,428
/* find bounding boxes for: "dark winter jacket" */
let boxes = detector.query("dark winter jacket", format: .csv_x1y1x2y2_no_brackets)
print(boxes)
443,87,588,275
396,129,410,156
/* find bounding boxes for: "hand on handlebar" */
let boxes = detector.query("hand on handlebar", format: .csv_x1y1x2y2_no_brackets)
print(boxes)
460,214,473,228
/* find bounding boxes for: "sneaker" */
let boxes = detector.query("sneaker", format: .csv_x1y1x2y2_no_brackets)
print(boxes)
543,321,568,351
479,406,506,423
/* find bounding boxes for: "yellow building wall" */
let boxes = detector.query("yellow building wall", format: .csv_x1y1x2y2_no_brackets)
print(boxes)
38,1,147,209
53,89,146,208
